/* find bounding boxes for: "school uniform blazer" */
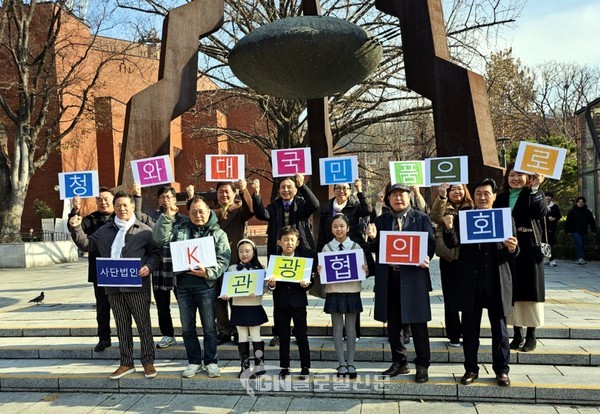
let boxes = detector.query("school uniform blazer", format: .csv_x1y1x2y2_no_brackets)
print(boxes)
270,249,314,309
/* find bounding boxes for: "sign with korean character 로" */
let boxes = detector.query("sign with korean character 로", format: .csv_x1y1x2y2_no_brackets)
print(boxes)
96,258,142,287
389,161,425,186
169,237,218,272
514,141,567,180
425,156,468,185
458,208,513,244
319,156,358,186
206,154,244,182
318,250,365,284
220,269,265,297
271,148,312,177
266,255,313,283
378,231,429,266
131,155,174,187
58,170,99,200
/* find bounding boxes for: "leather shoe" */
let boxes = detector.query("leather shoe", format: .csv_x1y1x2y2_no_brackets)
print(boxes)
509,337,525,350
496,373,511,386
460,371,479,385
279,368,290,379
521,337,536,352
381,362,410,377
94,339,111,352
415,366,428,383
299,367,310,379
217,334,231,345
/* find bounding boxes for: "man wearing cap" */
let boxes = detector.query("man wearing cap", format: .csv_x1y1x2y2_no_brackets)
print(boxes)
366,182,435,383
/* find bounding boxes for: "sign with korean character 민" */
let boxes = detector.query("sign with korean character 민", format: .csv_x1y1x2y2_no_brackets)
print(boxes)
272,148,312,177
425,156,468,185
58,170,99,200
514,141,567,180
131,155,174,187
266,256,313,283
206,154,244,182
96,258,142,287
318,250,365,284
389,161,425,186
169,237,218,272
319,156,358,186
458,208,513,244
220,269,265,297
378,231,429,266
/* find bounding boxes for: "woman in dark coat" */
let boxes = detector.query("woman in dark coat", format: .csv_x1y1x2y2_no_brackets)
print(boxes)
565,196,597,264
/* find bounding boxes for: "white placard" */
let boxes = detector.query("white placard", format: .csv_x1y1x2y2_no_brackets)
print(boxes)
131,155,174,188
169,237,218,272
205,154,245,182
319,156,358,186
514,141,567,180
458,208,513,244
271,148,312,177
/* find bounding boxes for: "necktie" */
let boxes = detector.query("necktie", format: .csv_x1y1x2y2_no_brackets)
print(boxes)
338,243,344,251
395,215,404,232
283,202,290,212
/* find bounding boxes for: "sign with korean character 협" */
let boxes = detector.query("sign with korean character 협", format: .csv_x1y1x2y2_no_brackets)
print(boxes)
58,170,99,200
169,237,218,272
378,231,429,266
206,154,244,182
318,250,365,284
131,155,174,187
319,156,358,186
272,148,312,177
266,256,313,283
389,161,425,186
220,269,265,297
514,141,567,180
458,208,513,244
425,156,468,185
96,258,142,287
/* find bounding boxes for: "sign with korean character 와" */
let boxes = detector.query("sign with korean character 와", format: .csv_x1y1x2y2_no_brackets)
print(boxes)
271,148,312,177
425,156,469,185
458,208,513,244
220,269,265,297
169,237,218,272
266,256,313,283
318,250,365,284
205,154,245,182
319,156,358,186
58,170,99,200
131,155,174,187
378,231,429,266
514,141,567,180
96,258,142,287
389,161,425,186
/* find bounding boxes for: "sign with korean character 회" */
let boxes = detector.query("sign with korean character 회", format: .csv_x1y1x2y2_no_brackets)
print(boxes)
96,258,142,287
271,148,312,177
458,208,513,244
514,141,567,180
206,154,244,182
318,250,365,284
131,155,174,187
378,231,429,266
425,156,468,185
266,255,313,283
220,269,265,297
169,237,218,272
389,161,425,186
319,156,358,186
58,170,99,200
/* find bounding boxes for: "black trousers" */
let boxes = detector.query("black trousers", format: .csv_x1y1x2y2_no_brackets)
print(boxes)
93,282,111,341
440,259,462,343
274,306,310,369
153,288,174,337
214,278,235,337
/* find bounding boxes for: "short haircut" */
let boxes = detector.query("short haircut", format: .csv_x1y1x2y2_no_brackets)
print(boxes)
98,187,114,196
216,182,235,192
113,191,135,204
278,177,296,188
188,195,209,210
473,177,498,194
278,225,299,240
156,185,176,198
575,196,586,204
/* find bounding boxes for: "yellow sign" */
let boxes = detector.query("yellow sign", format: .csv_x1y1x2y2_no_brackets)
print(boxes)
220,270,265,297
266,256,313,283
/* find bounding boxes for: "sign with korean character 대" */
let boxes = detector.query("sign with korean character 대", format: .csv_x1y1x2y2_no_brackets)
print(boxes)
206,154,244,182
220,269,265,297
425,156,468,185
378,231,428,266
58,170,99,200
169,237,218,272
319,156,358,186
272,148,312,177
514,141,567,180
131,155,174,187
96,258,142,287
389,161,425,186
266,255,313,283
318,250,365,284
458,208,513,244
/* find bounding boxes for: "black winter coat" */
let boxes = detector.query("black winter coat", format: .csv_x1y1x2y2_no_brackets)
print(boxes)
565,205,597,235
317,193,371,251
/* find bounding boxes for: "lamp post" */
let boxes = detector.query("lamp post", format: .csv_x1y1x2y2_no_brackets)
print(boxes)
496,137,511,168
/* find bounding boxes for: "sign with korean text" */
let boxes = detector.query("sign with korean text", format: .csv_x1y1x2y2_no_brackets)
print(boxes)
318,250,365,284
131,155,174,187
272,148,312,177
266,255,313,283
389,161,425,186
458,208,513,244
169,237,218,272
96,258,142,287
425,156,468,185
220,269,265,297
378,231,428,266
514,141,567,180
58,170,99,200
206,154,245,182
319,156,358,186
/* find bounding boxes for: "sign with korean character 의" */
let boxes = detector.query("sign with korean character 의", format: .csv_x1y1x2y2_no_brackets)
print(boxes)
378,231,429,266
96,258,142,287
266,256,313,283
220,269,265,297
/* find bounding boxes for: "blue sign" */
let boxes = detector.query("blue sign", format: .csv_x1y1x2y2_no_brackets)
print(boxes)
459,208,513,244
96,258,142,287
58,170,99,200
319,156,358,185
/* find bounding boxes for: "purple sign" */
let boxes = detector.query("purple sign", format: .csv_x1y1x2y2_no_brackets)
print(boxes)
317,250,365,285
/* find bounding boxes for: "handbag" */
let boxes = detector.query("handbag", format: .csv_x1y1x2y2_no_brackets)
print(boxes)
532,218,552,260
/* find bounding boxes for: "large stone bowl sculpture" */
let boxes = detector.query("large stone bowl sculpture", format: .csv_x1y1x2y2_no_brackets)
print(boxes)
228,16,383,100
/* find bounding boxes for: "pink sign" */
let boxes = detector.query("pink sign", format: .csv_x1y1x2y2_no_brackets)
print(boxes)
272,148,312,177
131,155,174,187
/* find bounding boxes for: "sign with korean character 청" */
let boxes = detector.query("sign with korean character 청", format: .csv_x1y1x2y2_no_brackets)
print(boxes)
266,255,313,283
206,154,244,182
271,148,312,177
220,269,265,297
169,237,218,272
58,170,99,200
96,258,142,287
318,250,365,284
458,208,513,244
319,156,358,186
389,161,425,186
131,155,174,187
425,156,468,185
378,231,429,266
514,141,567,180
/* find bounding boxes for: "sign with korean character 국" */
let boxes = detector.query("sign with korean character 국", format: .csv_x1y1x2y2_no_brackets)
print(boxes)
458,208,513,244
389,161,425,186
266,255,313,283
425,156,469,185
271,148,312,177
169,237,218,272
319,156,358,186
96,258,142,287
378,231,429,266
220,269,265,297
514,141,567,180
58,170,99,200
318,250,365,284
131,155,174,187
206,154,244,182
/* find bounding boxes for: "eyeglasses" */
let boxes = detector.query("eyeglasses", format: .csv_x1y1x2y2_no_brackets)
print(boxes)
334,187,350,192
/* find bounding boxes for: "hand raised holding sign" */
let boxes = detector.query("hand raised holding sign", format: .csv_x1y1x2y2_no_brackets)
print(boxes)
186,185,195,200
354,179,362,193
366,223,377,240
443,214,454,230
530,173,545,189
294,173,305,188
234,178,247,192
438,183,450,198
69,215,82,228
71,196,82,214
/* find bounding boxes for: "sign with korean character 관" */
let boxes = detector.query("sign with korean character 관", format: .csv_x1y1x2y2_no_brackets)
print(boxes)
220,269,265,297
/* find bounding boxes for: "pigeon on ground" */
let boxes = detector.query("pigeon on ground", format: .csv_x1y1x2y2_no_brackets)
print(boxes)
29,292,45,304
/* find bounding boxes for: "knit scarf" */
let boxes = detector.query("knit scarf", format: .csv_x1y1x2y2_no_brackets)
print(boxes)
332,198,347,213
110,215,136,258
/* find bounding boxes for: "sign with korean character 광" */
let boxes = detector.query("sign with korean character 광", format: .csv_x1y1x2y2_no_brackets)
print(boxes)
514,141,567,180
220,269,265,297
96,258,142,287
58,170,99,200
378,231,429,266
272,148,312,177
458,208,513,244
318,250,365,284
389,161,425,186
169,237,218,272
266,256,313,283
425,156,468,185
206,154,244,182
319,156,358,186
131,155,174,187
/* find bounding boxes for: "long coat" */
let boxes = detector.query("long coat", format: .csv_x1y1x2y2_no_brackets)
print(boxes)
317,193,372,251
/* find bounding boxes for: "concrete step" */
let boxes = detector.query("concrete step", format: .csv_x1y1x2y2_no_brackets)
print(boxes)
0,359,598,405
